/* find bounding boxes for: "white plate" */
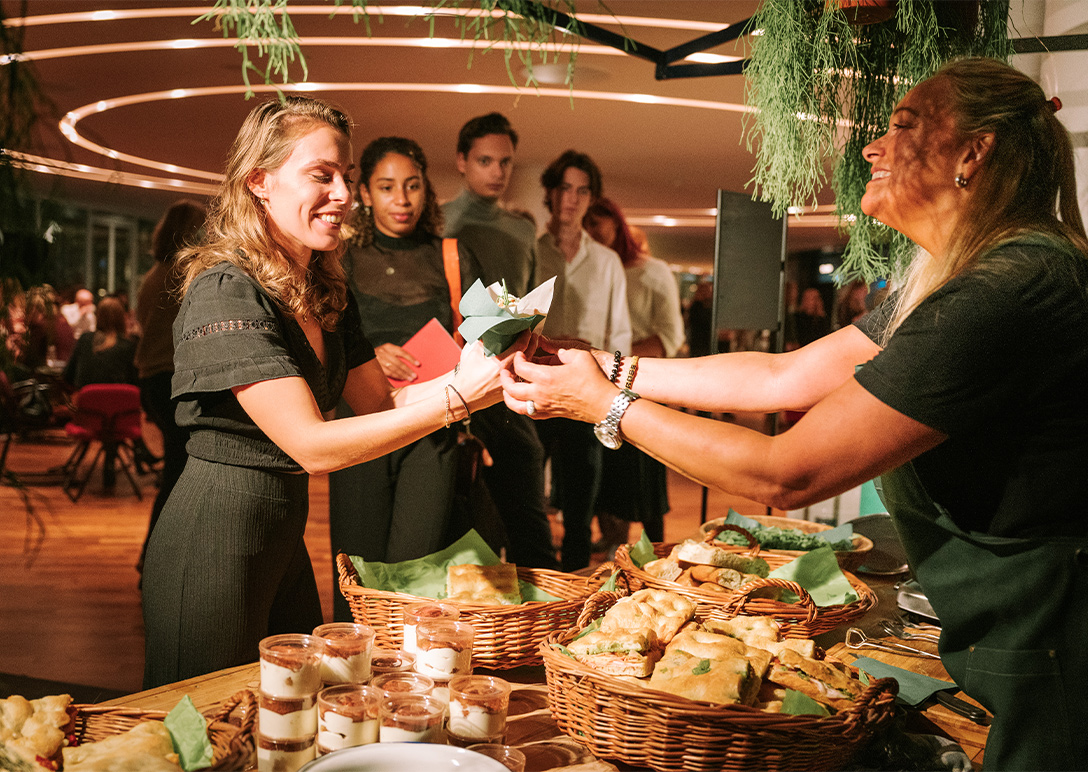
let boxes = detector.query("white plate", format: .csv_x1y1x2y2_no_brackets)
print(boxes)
298,743,510,771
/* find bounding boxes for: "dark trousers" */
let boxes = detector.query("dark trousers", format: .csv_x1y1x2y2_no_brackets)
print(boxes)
471,403,558,570
536,417,602,572
328,427,459,622
142,458,321,688
138,372,189,563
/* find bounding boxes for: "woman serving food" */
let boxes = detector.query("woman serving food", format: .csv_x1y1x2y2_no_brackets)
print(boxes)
142,96,521,688
502,58,1088,770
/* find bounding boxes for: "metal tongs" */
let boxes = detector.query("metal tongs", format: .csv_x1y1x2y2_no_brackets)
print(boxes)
846,627,940,659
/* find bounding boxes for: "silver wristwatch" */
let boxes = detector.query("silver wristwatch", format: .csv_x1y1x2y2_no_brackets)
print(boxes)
593,389,640,450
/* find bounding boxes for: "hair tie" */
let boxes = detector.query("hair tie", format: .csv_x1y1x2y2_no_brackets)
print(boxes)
1048,96,1062,113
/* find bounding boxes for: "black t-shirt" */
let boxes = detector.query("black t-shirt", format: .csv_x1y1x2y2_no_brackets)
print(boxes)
171,262,374,471
854,235,1088,539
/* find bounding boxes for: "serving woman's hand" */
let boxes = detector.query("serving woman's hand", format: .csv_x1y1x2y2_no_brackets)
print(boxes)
500,347,617,424
453,331,532,412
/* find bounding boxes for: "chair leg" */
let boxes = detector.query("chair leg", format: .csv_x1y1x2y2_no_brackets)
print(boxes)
64,443,103,503
115,442,143,502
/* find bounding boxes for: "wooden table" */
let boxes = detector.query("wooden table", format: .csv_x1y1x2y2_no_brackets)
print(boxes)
102,574,989,771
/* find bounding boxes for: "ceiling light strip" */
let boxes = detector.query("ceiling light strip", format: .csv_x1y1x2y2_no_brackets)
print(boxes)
5,150,219,195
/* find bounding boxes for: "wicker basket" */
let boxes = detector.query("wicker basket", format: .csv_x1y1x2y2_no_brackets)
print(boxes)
699,515,875,573
613,539,877,637
71,690,255,770
540,594,898,772
336,553,616,669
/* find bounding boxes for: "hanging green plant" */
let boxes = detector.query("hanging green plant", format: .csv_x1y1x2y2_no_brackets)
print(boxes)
195,0,588,98
745,0,1012,282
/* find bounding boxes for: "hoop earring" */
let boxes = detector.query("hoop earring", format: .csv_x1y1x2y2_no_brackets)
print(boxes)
954,174,969,189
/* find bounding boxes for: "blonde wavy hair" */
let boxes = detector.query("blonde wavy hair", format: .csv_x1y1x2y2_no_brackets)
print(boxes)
177,96,352,331
885,57,1088,341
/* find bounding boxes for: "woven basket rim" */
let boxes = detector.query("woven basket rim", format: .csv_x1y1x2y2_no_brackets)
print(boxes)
614,542,876,613
336,552,607,609
70,690,255,771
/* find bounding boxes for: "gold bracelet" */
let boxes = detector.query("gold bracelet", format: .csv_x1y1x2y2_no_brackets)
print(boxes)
443,386,453,428
624,355,640,390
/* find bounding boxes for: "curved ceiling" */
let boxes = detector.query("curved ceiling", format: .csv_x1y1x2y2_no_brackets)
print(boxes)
3,1,847,270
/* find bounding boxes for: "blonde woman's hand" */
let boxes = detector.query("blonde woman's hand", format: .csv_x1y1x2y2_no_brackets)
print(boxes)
373,342,419,382
500,347,616,424
453,331,531,412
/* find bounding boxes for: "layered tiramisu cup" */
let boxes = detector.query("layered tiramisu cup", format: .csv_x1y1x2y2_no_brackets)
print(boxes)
369,648,416,679
256,734,316,772
401,602,460,656
257,692,317,741
447,675,511,746
315,684,381,755
259,634,324,699
378,693,445,744
413,620,474,682
312,622,375,685
370,672,435,698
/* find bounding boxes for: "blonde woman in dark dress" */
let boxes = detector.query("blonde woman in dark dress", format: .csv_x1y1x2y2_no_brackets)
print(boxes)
141,97,519,687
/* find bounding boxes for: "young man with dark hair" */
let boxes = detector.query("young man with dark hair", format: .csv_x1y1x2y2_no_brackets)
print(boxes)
442,112,558,570
534,149,632,571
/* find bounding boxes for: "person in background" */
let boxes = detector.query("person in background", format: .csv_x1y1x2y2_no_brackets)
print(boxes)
835,279,870,329
1,279,27,374
583,196,684,550
442,112,557,570
328,136,482,621
61,288,97,340
503,58,1087,770
141,96,518,687
793,287,831,347
134,199,208,577
24,285,75,369
63,294,140,488
534,150,632,571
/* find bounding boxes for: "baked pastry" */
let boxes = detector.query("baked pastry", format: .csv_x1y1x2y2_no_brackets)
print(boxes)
649,631,760,705
767,649,863,711
702,616,781,647
63,722,182,771
669,629,772,679
599,589,696,648
568,629,659,677
671,541,770,577
643,558,682,582
0,694,74,772
446,563,522,605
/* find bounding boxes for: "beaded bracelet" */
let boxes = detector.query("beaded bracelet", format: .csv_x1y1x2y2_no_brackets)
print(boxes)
443,386,454,429
624,355,640,390
609,350,623,384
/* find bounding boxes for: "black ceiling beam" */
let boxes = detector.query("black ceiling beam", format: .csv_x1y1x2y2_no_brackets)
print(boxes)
660,23,751,65
1011,34,1088,54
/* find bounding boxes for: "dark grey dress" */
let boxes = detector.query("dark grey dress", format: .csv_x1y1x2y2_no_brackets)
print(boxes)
141,262,373,688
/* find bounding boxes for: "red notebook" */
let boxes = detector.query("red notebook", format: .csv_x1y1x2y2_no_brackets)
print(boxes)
386,317,462,388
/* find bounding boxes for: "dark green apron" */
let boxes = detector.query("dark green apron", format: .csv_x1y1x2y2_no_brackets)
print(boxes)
877,463,1088,771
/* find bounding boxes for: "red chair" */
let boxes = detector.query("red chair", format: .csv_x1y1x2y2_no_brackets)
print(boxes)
62,383,144,501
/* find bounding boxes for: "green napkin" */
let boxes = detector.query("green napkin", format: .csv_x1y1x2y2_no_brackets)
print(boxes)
852,657,957,707
164,696,213,772
457,277,555,356
768,544,858,606
348,529,562,602
628,531,657,568
780,689,831,716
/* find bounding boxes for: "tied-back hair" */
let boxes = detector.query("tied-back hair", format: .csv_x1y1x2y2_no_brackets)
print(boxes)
585,197,641,266
176,95,352,332
886,56,1088,341
350,136,443,248
92,295,127,352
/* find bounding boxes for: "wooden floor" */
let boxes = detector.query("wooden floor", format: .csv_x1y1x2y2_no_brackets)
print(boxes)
0,424,777,699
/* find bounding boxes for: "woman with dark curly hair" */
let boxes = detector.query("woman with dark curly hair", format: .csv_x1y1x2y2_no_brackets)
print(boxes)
328,137,484,620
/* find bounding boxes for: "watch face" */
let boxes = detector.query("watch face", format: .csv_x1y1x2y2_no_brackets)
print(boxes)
593,423,622,450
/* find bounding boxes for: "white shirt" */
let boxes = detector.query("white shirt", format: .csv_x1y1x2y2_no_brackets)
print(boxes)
535,230,632,354
626,255,686,358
